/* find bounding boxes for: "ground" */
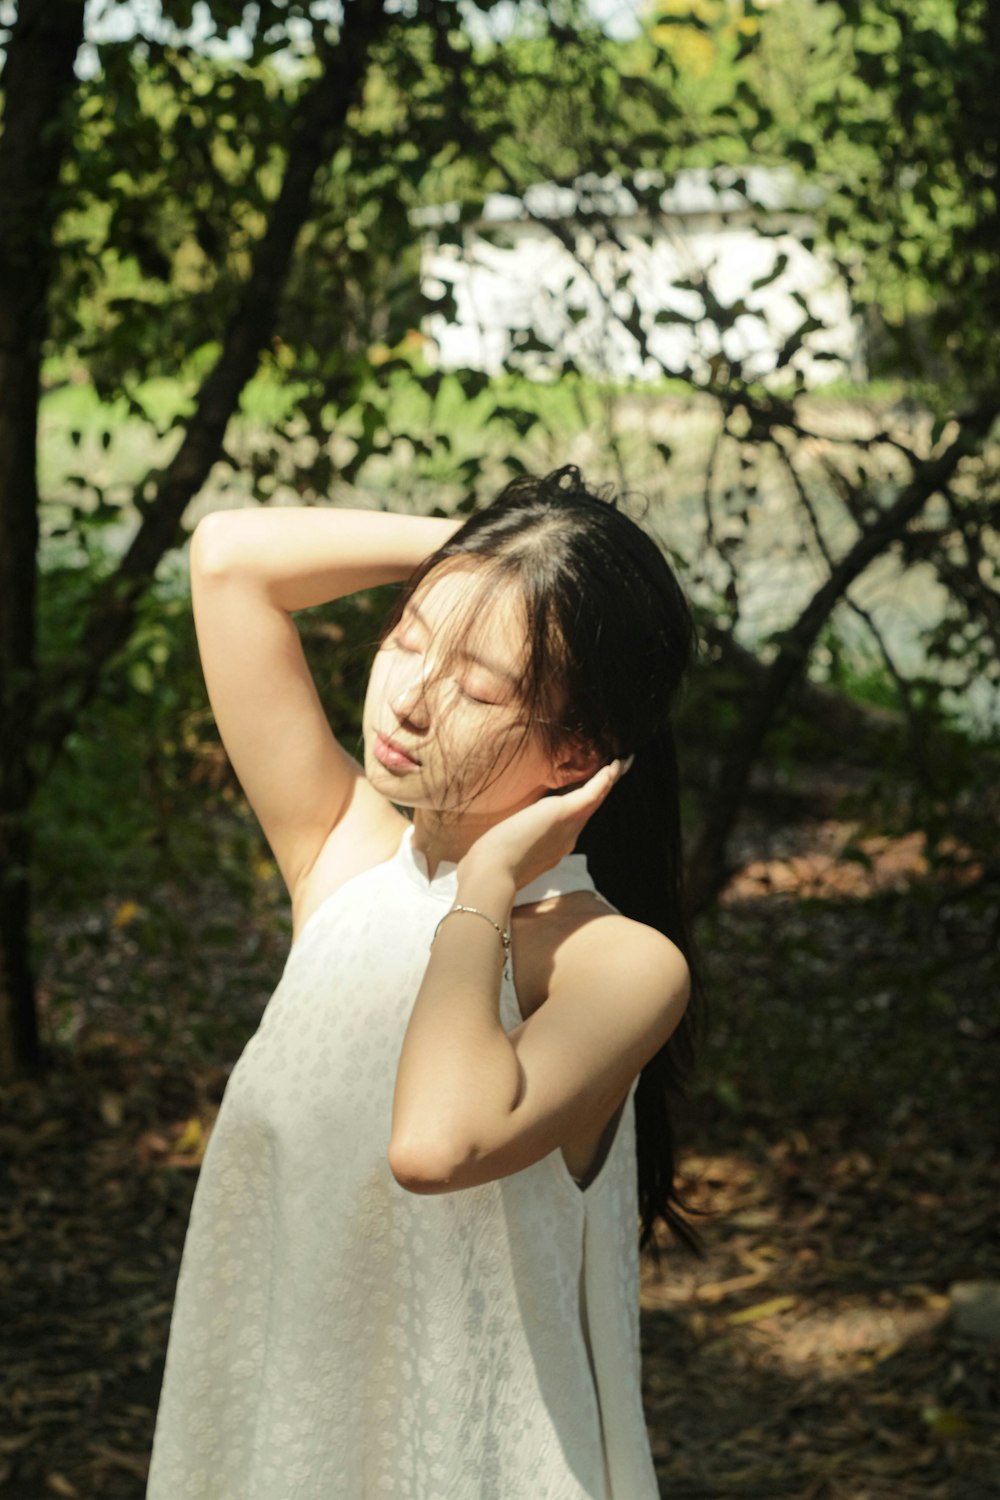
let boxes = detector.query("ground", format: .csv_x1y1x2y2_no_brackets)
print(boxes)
1,816,997,1499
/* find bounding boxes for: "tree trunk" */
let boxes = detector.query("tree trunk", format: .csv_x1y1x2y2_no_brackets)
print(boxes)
0,0,85,1082
694,621,907,761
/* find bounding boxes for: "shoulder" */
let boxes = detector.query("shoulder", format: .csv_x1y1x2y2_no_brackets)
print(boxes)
558,902,690,1003
514,890,690,1032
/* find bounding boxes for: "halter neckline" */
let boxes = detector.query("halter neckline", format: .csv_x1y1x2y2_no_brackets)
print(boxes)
397,822,596,907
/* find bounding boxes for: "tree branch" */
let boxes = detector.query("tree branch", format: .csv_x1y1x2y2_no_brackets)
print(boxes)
770,430,936,789
686,407,999,911
38,0,390,765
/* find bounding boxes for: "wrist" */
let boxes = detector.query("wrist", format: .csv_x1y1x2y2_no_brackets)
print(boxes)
454,859,517,920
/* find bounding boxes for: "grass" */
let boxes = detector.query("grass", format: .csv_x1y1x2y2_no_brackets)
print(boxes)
36,358,998,745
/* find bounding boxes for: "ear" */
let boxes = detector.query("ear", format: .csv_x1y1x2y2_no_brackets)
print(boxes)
547,741,605,793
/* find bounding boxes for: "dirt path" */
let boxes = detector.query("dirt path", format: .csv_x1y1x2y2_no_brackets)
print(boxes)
1,825,996,1498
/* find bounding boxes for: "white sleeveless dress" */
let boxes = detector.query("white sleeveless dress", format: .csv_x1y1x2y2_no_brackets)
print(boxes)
146,823,661,1500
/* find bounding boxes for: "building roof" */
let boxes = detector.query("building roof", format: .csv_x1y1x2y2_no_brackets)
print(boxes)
413,166,824,231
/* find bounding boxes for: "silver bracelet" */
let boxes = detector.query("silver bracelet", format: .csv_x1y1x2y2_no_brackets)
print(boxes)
432,904,512,980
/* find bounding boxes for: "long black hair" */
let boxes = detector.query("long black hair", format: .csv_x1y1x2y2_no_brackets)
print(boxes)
378,465,705,1259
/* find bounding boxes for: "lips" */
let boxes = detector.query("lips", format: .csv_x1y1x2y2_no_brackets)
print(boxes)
373,730,422,769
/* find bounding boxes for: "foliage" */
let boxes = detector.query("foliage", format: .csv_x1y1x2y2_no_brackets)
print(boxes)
2,0,999,1080
766,0,1000,396
65,0,998,686
3,11,998,1479
32,537,392,915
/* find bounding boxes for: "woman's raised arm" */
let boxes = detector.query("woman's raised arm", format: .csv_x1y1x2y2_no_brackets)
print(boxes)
189,506,461,903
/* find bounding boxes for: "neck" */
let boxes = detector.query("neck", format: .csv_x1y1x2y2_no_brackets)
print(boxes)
410,792,540,880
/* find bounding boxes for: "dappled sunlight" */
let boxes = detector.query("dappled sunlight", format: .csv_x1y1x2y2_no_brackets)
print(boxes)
640,1147,952,1381
6,860,998,1497
722,820,981,905
636,1142,997,1496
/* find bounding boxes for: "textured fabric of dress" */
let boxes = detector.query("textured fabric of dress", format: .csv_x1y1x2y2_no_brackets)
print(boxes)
146,823,662,1500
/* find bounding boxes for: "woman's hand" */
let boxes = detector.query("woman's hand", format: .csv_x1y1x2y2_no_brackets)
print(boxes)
458,755,634,892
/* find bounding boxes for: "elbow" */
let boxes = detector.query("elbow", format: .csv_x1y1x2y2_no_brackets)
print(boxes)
387,1133,468,1194
189,511,240,583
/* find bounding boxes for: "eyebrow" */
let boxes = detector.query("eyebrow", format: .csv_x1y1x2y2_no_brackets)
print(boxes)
404,600,520,686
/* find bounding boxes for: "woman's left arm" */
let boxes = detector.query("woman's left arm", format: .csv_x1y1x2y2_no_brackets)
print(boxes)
388,764,690,1193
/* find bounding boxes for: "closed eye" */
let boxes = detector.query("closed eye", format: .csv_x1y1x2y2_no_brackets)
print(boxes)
459,685,499,706
388,635,498,705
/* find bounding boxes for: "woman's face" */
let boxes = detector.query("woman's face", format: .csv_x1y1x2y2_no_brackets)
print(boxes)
361,560,565,816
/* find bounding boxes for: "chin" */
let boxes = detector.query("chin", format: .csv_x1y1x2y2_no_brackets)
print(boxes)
365,754,419,802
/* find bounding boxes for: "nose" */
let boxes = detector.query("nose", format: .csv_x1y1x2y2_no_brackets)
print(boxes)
389,660,432,728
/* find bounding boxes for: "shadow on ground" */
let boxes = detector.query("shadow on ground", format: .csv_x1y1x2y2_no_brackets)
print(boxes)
1,821,997,1498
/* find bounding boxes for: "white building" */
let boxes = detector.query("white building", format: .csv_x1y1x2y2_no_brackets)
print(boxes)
417,167,863,387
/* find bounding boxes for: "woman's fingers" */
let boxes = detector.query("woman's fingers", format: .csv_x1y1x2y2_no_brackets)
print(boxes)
569,756,631,813
598,754,634,786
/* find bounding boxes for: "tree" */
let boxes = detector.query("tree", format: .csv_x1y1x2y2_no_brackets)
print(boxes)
457,0,1000,906
0,0,414,1079
0,0,87,1079
679,0,1000,900
4,0,667,1079
2,0,998,1080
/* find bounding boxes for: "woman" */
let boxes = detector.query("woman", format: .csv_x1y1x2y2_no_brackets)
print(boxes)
146,465,701,1500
